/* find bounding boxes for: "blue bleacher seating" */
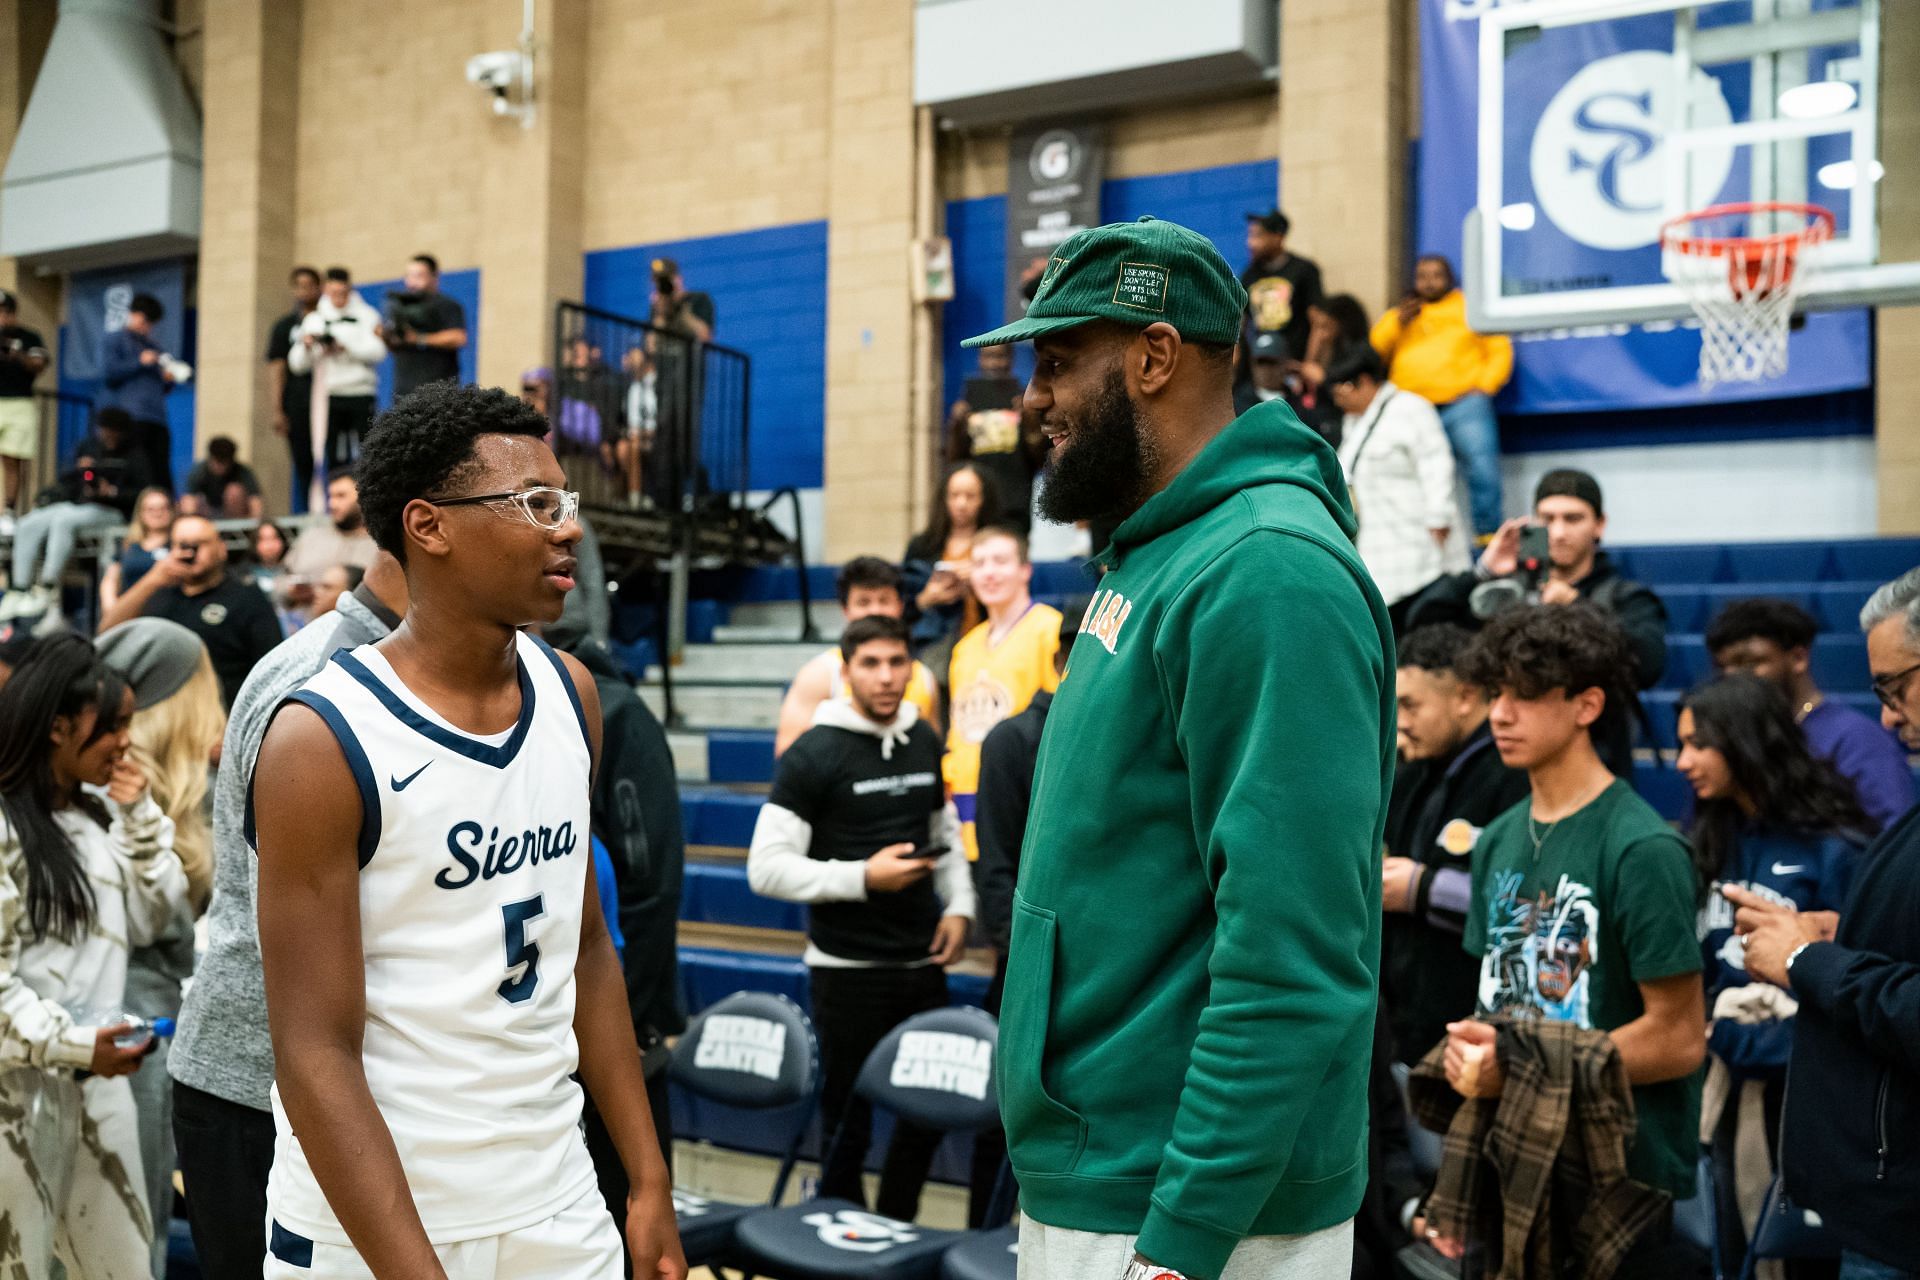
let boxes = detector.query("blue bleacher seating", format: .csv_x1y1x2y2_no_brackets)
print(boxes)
681,787,765,848
1812,582,1876,632
1632,762,1695,824
683,860,807,932
1722,542,1833,584
1807,634,1870,693
1661,636,1710,691
1692,583,1818,631
1615,544,1728,586
707,730,777,784
1829,540,1920,585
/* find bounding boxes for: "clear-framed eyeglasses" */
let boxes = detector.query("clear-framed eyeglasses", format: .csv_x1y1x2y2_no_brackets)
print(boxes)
429,485,580,531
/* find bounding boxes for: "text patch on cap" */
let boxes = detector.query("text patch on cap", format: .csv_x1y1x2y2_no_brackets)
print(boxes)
1113,261,1170,312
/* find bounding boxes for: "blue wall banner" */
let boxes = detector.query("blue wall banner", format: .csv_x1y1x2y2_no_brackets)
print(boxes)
1416,0,1870,416
65,259,191,383
355,268,482,411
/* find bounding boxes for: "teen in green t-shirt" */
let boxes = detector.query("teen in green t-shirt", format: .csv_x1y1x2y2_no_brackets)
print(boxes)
1447,604,1706,1210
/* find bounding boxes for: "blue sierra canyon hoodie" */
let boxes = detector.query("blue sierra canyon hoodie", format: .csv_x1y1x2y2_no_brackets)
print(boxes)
1000,400,1397,1280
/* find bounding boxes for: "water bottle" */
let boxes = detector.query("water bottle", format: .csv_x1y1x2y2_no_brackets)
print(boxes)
101,1013,176,1050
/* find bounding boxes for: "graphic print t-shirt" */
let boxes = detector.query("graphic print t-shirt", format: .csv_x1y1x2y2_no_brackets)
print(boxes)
1239,255,1323,358
1463,779,1703,1197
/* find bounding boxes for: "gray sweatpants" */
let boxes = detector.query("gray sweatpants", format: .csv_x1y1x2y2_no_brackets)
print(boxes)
1015,1214,1354,1280
11,501,121,588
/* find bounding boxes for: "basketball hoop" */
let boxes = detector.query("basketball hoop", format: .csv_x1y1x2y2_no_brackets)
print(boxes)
1661,202,1835,389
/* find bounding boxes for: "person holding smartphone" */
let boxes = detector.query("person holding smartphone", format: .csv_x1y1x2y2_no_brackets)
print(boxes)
745,614,974,1223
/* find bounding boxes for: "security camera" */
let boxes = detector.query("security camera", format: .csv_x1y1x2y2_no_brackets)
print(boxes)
465,48,534,125
466,50,521,98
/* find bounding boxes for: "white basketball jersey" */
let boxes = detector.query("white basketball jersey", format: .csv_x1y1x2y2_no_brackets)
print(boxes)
257,632,600,1245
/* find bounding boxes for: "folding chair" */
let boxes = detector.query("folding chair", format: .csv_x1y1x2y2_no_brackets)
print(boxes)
667,992,820,1269
729,1005,1005,1280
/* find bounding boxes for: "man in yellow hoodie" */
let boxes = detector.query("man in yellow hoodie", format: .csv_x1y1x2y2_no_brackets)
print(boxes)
1370,256,1512,540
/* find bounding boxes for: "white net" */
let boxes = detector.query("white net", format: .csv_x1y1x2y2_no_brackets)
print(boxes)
1661,205,1832,389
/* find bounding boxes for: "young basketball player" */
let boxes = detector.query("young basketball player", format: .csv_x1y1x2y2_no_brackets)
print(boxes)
252,383,684,1279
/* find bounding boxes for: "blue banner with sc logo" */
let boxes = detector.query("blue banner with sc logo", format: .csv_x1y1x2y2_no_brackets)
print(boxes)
1416,0,1871,415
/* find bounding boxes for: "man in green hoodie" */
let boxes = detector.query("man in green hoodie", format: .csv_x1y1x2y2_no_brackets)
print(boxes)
962,216,1395,1280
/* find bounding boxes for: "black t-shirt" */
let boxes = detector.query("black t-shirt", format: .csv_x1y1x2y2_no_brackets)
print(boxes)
142,574,284,708
1240,254,1323,363
265,309,313,417
0,324,47,399
386,291,466,397
184,460,262,511
56,434,157,515
957,375,1035,529
769,720,946,964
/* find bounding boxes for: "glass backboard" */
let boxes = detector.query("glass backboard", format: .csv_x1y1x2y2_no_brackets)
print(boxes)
1465,0,1920,332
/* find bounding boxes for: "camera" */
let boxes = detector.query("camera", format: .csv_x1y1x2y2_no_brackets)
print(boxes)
465,50,527,117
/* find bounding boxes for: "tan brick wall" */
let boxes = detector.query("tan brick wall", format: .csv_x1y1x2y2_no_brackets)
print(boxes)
1278,0,1407,315
821,0,917,560
0,0,59,353
197,0,301,493
580,0,832,251
1877,0,1920,533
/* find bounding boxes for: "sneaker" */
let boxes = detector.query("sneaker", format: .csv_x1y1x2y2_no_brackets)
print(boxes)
0,588,33,621
29,604,69,637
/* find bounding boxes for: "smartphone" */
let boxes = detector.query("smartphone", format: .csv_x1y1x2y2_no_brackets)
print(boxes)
1517,524,1551,573
903,843,947,861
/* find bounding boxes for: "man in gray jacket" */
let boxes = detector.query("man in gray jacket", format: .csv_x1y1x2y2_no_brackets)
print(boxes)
168,551,407,1280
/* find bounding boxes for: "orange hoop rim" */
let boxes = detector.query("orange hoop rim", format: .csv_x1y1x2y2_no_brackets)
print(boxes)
1660,201,1836,258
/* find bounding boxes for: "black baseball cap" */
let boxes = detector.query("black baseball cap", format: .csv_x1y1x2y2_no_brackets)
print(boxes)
1534,468,1605,518
1250,331,1289,361
1246,209,1290,236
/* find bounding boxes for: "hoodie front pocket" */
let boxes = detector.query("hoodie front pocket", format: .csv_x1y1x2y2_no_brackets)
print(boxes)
998,894,1088,1175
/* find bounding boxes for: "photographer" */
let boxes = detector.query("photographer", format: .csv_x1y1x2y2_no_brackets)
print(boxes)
381,253,467,399
648,258,714,505
287,268,386,476
100,292,183,494
0,289,49,525
0,409,157,627
1409,470,1667,772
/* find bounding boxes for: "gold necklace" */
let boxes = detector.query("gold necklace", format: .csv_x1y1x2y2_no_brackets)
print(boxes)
1795,695,1821,724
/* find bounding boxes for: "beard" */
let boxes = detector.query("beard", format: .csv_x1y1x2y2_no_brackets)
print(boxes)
1034,367,1156,526
335,510,365,533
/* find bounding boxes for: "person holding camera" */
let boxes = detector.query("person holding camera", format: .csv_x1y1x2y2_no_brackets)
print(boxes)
0,289,49,527
264,266,322,512
95,514,283,708
382,253,467,400
287,268,386,477
0,409,158,628
746,614,973,1222
647,258,714,504
100,292,185,495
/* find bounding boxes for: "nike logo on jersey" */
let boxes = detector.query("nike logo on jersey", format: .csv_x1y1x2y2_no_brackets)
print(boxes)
1771,862,1807,876
391,762,433,792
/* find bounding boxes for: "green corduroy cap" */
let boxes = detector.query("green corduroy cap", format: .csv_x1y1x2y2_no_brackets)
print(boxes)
962,215,1249,348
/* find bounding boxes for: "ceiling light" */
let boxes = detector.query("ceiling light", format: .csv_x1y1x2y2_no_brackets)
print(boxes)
1817,159,1884,190
1498,202,1537,232
1778,80,1857,120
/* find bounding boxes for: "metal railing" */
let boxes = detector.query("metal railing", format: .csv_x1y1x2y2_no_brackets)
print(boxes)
549,302,751,517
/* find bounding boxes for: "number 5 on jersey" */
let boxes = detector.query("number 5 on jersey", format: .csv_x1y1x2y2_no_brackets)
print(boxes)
499,894,546,1004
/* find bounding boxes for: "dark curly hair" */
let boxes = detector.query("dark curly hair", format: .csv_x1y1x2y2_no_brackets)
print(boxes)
1681,673,1871,893
1396,623,1475,674
355,382,551,562
1457,603,1638,710
1704,597,1819,657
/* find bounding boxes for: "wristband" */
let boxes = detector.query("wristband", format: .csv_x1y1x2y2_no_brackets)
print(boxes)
1122,1262,1190,1280
1785,941,1814,975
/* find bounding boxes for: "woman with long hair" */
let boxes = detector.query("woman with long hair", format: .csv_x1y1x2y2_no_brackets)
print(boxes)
97,619,225,1272
99,487,174,615
1678,672,1868,1276
902,461,1000,661
0,633,188,1278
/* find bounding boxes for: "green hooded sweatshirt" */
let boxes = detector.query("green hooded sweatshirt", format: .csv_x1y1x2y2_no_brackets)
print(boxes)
999,400,1396,1280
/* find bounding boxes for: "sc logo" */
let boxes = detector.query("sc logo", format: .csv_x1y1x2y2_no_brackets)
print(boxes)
1529,51,1734,250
